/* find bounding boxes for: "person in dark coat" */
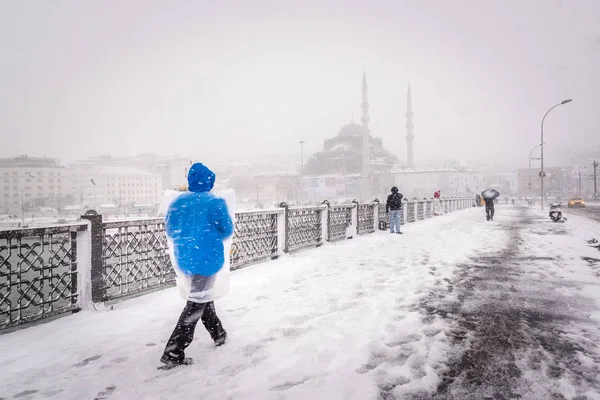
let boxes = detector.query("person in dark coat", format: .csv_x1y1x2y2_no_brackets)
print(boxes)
386,186,404,234
481,189,500,221
160,163,234,368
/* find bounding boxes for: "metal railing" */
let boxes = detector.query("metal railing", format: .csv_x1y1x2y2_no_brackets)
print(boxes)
417,201,425,220
231,210,280,269
284,205,323,253
325,202,354,242
357,203,375,235
406,202,416,223
1,196,472,331
425,200,433,218
101,219,174,302
0,224,86,330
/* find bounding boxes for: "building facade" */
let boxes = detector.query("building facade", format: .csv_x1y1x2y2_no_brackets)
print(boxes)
390,169,483,199
253,173,300,208
305,73,398,178
516,166,579,200
67,165,163,210
0,156,71,214
302,174,361,204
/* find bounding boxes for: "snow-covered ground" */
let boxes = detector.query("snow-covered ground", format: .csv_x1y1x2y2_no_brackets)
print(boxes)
1,205,600,400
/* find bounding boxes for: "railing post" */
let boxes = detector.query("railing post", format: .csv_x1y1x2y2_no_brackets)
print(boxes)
278,202,288,255
81,210,104,304
349,199,358,239
401,199,408,224
372,199,379,232
76,220,92,310
322,200,331,242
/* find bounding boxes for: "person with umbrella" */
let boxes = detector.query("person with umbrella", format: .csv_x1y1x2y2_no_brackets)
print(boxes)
481,189,500,221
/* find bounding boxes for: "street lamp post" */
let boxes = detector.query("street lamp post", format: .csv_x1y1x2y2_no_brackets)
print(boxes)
90,178,96,210
528,143,544,203
578,165,587,197
540,99,572,210
299,140,305,205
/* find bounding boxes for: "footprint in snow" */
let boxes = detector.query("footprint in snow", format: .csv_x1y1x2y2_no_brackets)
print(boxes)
100,357,129,369
94,385,117,400
43,389,64,398
12,390,39,399
280,326,310,337
73,355,102,368
270,377,312,391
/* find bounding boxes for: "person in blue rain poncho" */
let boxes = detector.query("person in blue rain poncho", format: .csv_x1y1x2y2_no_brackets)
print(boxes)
160,163,234,368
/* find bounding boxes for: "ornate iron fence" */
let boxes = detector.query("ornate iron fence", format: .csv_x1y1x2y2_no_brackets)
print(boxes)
231,210,280,269
417,201,425,220
285,207,323,253
425,200,433,218
406,202,416,223
357,204,375,235
100,219,174,302
0,224,86,330
378,203,388,230
326,204,353,242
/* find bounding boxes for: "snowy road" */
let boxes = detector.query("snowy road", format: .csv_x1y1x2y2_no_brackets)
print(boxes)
1,206,600,400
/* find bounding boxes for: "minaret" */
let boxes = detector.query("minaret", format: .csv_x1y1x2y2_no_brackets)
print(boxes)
361,71,370,177
405,84,415,168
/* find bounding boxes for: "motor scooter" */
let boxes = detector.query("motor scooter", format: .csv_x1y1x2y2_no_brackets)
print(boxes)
549,203,566,223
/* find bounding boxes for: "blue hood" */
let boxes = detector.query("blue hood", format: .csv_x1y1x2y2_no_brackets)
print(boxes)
188,163,215,193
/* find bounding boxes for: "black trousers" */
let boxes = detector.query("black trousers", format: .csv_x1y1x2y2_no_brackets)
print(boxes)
163,301,224,360
486,203,495,219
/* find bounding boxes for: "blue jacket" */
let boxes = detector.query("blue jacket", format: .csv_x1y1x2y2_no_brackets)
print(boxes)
165,163,234,276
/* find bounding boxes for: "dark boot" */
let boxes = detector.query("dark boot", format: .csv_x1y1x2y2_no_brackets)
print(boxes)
214,330,227,347
159,354,194,369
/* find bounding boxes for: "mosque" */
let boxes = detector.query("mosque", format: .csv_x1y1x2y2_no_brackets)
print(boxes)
304,72,415,177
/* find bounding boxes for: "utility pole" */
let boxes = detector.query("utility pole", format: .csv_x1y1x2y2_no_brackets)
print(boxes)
256,182,259,208
299,140,305,205
21,189,24,226
594,161,599,199
579,166,582,197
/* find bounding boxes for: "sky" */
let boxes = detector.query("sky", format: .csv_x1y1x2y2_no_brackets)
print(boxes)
1,0,599,168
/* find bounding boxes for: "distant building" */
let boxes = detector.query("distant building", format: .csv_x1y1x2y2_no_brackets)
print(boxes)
305,73,398,177
386,169,483,199
69,153,191,191
305,123,398,176
67,165,163,210
0,155,70,214
516,166,576,199
253,173,300,207
302,174,361,203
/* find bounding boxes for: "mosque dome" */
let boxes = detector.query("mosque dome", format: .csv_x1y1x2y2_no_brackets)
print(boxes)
337,123,363,138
